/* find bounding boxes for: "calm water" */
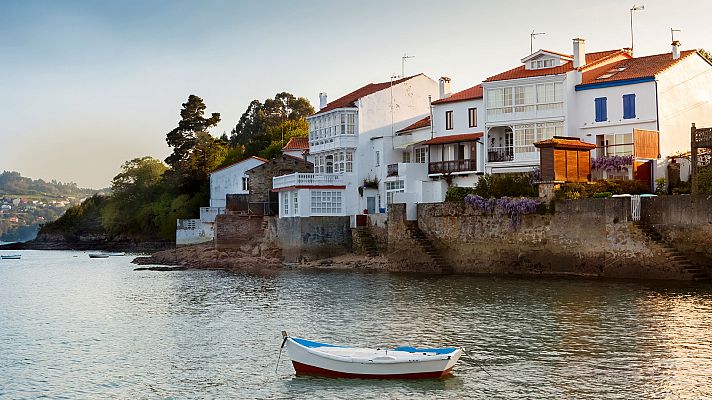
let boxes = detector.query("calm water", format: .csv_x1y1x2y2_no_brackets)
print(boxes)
1,251,711,399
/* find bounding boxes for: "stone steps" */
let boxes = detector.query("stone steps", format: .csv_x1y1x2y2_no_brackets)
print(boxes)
405,222,452,273
353,228,379,257
635,222,710,281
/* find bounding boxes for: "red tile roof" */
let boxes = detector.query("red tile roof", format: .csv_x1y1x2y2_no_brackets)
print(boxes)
420,132,483,145
534,137,596,150
395,116,431,134
314,74,423,115
485,50,630,82
210,156,267,174
431,84,483,105
579,50,698,85
282,136,309,150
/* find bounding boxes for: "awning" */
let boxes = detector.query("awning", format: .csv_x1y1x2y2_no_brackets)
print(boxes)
420,132,483,146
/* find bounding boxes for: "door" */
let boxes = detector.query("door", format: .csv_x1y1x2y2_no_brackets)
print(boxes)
634,160,653,192
366,197,376,214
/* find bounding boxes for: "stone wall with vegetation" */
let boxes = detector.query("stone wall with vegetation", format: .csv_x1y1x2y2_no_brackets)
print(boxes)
641,195,712,266
389,198,695,279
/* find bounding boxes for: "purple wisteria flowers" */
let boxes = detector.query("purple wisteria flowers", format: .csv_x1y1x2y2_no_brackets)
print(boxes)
591,155,634,171
464,194,542,227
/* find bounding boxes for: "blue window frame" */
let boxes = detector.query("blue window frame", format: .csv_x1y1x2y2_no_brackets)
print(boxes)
623,94,636,119
595,97,607,122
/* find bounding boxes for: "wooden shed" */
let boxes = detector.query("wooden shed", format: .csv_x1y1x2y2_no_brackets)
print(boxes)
534,136,596,182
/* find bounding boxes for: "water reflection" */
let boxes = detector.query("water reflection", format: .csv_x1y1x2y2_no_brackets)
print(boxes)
0,251,710,399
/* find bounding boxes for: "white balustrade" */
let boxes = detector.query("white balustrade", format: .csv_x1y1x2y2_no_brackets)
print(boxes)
273,173,346,189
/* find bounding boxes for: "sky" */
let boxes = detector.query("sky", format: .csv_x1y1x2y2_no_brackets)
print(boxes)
1,0,711,188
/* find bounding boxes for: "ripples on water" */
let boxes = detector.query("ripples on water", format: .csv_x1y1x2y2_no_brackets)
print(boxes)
0,250,711,399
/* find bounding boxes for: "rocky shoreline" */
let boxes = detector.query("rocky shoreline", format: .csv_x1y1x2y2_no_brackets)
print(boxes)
131,243,390,273
0,237,173,253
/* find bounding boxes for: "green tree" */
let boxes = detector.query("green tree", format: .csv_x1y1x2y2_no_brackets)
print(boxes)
165,95,221,170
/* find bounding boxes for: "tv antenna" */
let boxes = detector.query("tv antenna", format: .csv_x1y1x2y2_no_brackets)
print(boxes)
670,28,681,43
401,53,415,78
530,30,545,54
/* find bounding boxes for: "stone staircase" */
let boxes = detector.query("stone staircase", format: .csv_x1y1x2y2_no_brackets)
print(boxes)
353,228,379,257
405,222,452,273
635,222,710,282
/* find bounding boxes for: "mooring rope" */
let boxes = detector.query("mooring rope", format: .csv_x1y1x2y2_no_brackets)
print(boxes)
461,347,492,376
275,335,289,374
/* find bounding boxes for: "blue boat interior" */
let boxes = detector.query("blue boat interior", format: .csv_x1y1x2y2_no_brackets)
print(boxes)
393,346,457,355
291,337,456,354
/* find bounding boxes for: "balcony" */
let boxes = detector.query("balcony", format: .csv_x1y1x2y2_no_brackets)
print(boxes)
487,146,514,162
199,207,226,223
273,173,346,189
428,159,478,175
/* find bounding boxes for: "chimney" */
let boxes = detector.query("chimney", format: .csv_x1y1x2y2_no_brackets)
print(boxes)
439,77,452,100
672,40,681,60
573,38,585,68
319,93,328,110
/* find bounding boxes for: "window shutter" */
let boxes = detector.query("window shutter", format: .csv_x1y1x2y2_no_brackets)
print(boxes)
623,94,635,119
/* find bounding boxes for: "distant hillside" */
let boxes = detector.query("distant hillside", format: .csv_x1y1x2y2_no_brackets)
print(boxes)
0,171,103,198
0,171,105,242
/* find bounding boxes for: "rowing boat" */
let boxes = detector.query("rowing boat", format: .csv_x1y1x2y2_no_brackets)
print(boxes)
1,254,21,260
281,332,463,379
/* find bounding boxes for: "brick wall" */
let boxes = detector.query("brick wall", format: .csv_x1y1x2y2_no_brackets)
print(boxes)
214,214,265,251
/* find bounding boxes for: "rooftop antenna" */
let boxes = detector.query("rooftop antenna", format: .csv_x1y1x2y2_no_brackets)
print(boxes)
630,4,645,53
670,28,681,43
401,53,415,78
530,30,545,54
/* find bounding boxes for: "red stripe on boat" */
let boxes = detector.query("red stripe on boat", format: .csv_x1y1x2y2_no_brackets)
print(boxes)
292,361,453,379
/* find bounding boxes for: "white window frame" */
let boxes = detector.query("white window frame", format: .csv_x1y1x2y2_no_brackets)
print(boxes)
415,147,427,163
241,177,249,191
445,110,453,130
468,107,477,127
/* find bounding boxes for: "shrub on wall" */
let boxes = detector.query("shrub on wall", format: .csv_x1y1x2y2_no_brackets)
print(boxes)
555,179,651,200
445,186,477,202
694,165,712,194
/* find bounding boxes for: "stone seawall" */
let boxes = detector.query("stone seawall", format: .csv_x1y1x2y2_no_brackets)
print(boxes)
641,195,712,267
276,216,352,262
214,214,265,251
388,199,700,279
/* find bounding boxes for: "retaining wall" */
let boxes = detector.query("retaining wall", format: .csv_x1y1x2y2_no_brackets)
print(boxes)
276,216,352,262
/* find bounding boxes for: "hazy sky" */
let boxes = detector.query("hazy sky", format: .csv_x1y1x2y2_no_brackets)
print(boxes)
1,0,710,188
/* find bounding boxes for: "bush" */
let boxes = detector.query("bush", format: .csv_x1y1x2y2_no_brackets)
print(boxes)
592,192,613,198
445,186,477,202
555,179,651,200
671,181,691,195
473,173,538,198
694,165,712,194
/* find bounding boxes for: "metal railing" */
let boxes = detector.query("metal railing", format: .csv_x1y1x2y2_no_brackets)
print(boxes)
428,159,477,174
273,172,346,189
487,147,514,162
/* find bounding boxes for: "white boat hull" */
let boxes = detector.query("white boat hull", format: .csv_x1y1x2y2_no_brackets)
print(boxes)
284,337,463,379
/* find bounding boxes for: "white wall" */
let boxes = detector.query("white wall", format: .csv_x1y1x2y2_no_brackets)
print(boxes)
176,219,213,245
209,157,265,207
657,54,712,156
572,81,658,144
431,98,484,139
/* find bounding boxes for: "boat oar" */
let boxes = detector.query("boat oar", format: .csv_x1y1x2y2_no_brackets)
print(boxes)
275,331,289,374
461,347,491,377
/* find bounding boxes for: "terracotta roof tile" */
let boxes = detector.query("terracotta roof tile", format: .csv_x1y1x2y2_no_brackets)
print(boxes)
395,116,431,134
421,132,483,145
282,137,309,150
534,136,596,150
314,74,423,115
485,50,629,82
579,50,697,86
431,84,483,105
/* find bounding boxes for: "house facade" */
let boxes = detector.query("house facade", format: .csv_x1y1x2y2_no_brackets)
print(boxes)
273,74,439,219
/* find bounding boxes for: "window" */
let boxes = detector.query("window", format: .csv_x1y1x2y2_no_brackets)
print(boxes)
623,94,636,119
445,110,453,130
241,177,249,191
385,180,405,205
375,151,380,167
308,112,356,145
402,151,411,163
602,133,633,156
325,155,334,173
292,192,298,216
595,97,608,122
311,191,342,214
281,191,289,216
514,124,536,153
345,151,353,172
468,108,477,127
487,83,561,116
415,147,427,163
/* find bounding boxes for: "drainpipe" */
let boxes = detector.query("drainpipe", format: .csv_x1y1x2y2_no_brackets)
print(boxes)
654,80,661,158
429,95,434,140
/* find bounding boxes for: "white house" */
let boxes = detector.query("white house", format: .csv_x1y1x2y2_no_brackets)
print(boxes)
481,37,712,187
273,73,439,219
176,155,266,245
388,78,486,214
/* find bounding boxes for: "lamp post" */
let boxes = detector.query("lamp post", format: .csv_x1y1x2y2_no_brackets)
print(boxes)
630,4,644,53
